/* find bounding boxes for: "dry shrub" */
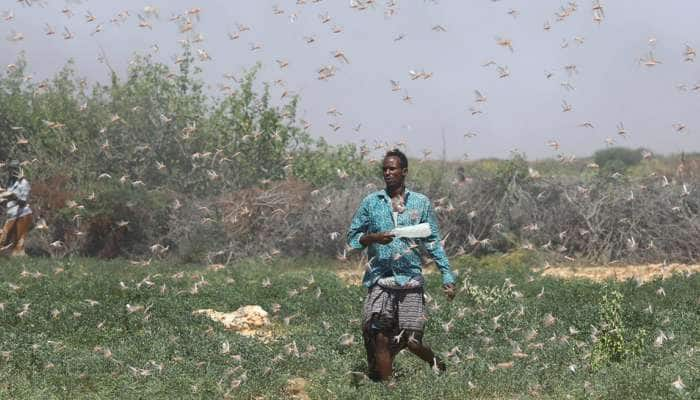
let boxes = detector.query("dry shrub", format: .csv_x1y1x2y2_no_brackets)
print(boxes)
162,173,700,265
25,175,124,258
294,182,375,257
25,175,75,256
210,178,364,260
24,170,700,266
216,178,312,239
433,178,505,256
82,216,128,259
475,175,700,264
30,175,73,212
163,179,373,263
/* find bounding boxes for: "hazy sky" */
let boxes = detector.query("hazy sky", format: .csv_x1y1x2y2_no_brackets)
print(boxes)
1,0,699,160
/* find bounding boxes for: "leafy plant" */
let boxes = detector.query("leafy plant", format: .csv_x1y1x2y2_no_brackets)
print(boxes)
494,152,531,192
591,285,647,370
593,147,644,175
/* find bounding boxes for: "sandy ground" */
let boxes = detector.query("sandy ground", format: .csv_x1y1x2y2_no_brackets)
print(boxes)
285,378,311,400
336,262,700,285
539,263,700,283
335,268,364,286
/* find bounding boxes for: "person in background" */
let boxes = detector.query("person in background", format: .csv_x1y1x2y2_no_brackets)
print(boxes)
455,166,467,186
347,148,456,382
0,160,33,256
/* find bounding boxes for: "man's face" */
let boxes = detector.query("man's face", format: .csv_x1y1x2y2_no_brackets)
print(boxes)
383,156,406,188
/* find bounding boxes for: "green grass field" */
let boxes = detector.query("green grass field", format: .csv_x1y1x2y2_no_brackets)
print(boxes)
0,253,698,399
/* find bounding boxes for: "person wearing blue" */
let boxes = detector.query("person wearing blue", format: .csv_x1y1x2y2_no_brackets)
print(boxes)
0,160,33,256
347,148,456,382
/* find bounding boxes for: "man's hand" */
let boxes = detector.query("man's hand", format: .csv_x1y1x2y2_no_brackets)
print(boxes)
442,284,455,301
373,232,395,245
360,232,395,246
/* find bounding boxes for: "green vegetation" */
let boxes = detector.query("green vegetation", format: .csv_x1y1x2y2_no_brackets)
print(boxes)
0,53,378,259
3,54,700,267
0,255,697,399
590,286,647,370
593,147,644,175
0,53,374,194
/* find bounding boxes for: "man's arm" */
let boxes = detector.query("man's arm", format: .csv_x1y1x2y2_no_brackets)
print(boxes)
347,199,370,250
359,232,394,246
347,198,393,249
0,190,9,205
422,201,455,288
1,191,16,204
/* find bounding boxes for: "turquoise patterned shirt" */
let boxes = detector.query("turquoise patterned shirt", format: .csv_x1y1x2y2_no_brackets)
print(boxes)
347,188,455,288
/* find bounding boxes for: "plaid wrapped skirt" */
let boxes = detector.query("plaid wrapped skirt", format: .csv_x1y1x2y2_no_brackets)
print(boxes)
362,283,426,334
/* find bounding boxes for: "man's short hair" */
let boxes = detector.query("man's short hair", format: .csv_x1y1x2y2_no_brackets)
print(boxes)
384,149,408,170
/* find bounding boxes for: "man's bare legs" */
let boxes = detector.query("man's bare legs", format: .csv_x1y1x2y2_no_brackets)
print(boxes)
364,325,446,382
363,322,394,381
374,332,393,380
0,218,17,254
10,215,32,256
0,219,13,246
406,340,446,371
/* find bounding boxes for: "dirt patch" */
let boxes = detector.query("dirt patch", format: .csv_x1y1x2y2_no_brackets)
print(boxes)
540,263,700,282
335,268,364,286
285,378,311,400
193,305,272,338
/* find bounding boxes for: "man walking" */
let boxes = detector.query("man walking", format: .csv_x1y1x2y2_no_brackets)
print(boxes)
0,160,33,256
347,149,455,382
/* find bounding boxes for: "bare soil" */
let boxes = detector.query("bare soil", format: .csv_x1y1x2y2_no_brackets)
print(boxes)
539,263,700,282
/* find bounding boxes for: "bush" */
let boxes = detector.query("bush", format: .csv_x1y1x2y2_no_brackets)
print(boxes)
78,183,172,258
591,285,647,370
292,139,375,187
494,152,531,191
4,53,700,265
593,147,644,175
0,52,376,260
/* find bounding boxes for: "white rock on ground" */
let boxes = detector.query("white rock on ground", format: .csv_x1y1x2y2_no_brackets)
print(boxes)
193,305,270,337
